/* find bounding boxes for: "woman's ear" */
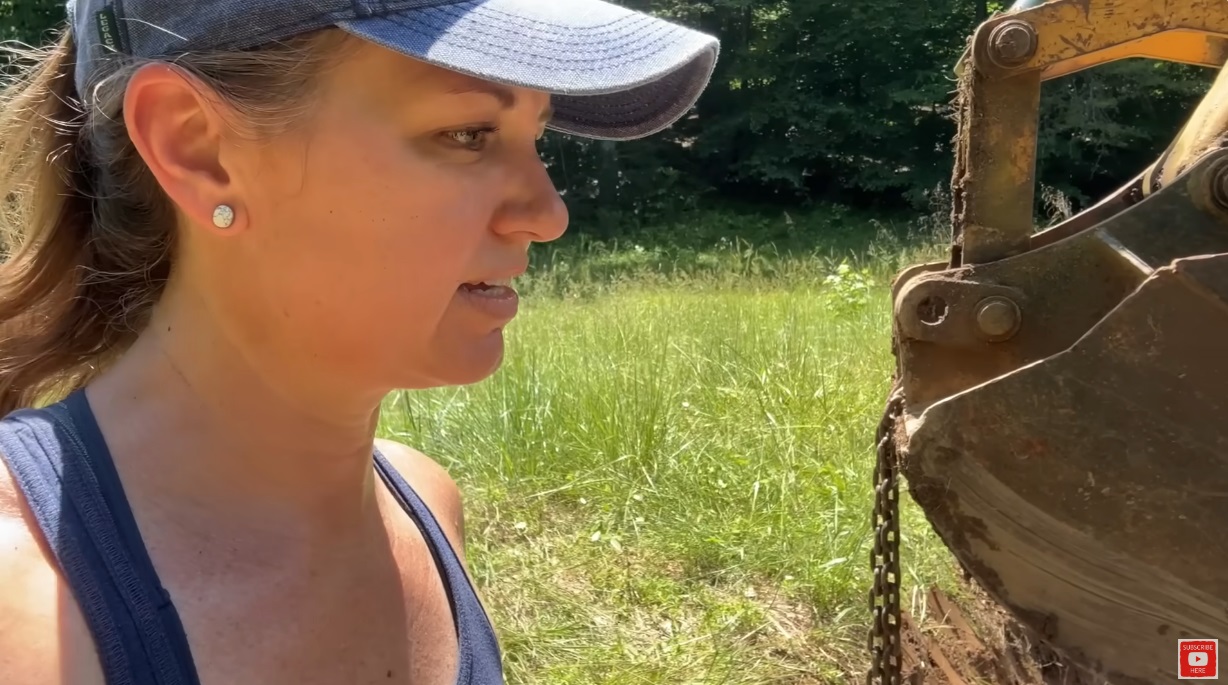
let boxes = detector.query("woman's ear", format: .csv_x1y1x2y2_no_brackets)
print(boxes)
123,63,246,235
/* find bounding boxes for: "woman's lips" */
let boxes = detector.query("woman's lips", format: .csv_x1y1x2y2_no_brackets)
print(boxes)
457,280,519,320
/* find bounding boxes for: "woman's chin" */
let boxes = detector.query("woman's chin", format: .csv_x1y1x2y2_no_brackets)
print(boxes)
407,329,507,389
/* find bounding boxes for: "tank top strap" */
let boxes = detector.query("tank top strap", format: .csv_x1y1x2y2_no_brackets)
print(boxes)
372,449,504,684
0,390,199,685
0,390,500,685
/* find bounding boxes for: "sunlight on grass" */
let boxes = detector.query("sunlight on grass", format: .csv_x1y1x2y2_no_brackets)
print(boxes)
379,219,957,684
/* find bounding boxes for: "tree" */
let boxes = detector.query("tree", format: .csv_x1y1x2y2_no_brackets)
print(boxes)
2,0,1213,231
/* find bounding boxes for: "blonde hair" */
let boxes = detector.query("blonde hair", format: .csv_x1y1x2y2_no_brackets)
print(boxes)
0,27,350,414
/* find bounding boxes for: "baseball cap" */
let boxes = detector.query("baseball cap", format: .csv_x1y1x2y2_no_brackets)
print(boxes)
66,0,721,141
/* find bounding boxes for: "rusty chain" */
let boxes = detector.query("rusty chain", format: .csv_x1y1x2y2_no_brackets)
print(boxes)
867,385,906,685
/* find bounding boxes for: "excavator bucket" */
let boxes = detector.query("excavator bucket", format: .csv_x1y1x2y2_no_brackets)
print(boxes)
881,0,1228,683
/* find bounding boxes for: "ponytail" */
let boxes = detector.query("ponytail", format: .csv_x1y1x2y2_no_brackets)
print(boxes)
0,30,120,412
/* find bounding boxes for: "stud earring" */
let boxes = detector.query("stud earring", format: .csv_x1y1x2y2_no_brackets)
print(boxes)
212,204,235,229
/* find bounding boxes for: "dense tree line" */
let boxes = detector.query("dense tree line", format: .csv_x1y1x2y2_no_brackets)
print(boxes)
3,0,1215,232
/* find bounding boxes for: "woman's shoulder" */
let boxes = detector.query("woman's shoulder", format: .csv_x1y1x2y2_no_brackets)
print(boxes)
0,457,46,583
0,457,105,684
0,458,58,659
374,438,468,561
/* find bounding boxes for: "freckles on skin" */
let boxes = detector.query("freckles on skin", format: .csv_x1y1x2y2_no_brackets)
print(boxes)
206,47,547,391
242,118,495,366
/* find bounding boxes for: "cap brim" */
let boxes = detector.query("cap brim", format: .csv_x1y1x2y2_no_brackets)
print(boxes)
336,0,719,141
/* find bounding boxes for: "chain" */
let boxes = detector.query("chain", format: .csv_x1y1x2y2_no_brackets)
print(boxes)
867,385,906,685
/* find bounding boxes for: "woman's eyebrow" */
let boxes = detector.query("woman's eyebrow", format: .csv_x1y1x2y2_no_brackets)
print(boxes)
446,83,517,109
446,83,554,122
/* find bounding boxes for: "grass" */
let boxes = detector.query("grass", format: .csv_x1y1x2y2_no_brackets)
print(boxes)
378,207,963,684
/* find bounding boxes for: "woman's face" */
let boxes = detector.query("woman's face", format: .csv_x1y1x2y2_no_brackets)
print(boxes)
169,38,569,394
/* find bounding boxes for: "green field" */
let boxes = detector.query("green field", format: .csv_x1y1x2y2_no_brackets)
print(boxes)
378,210,962,684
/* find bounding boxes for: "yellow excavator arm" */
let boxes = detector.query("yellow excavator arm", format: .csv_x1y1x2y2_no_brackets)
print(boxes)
953,0,1228,266
875,0,1228,683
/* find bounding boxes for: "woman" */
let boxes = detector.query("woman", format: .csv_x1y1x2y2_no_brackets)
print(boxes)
0,0,718,683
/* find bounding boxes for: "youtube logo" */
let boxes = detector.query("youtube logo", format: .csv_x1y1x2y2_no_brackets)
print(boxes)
1179,639,1219,679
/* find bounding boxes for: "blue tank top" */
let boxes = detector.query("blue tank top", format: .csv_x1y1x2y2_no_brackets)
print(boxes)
0,389,504,685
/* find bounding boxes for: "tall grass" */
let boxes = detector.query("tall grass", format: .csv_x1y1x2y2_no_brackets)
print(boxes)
379,208,958,684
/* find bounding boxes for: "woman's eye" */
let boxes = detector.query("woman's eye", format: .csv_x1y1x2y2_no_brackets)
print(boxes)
444,128,497,151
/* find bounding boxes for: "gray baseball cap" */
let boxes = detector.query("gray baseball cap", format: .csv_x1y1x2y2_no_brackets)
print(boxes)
66,0,720,141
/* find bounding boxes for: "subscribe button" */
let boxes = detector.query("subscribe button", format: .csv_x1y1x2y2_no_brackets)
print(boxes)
1180,639,1219,679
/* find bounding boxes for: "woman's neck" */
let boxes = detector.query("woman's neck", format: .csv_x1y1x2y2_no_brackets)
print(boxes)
83,291,390,549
